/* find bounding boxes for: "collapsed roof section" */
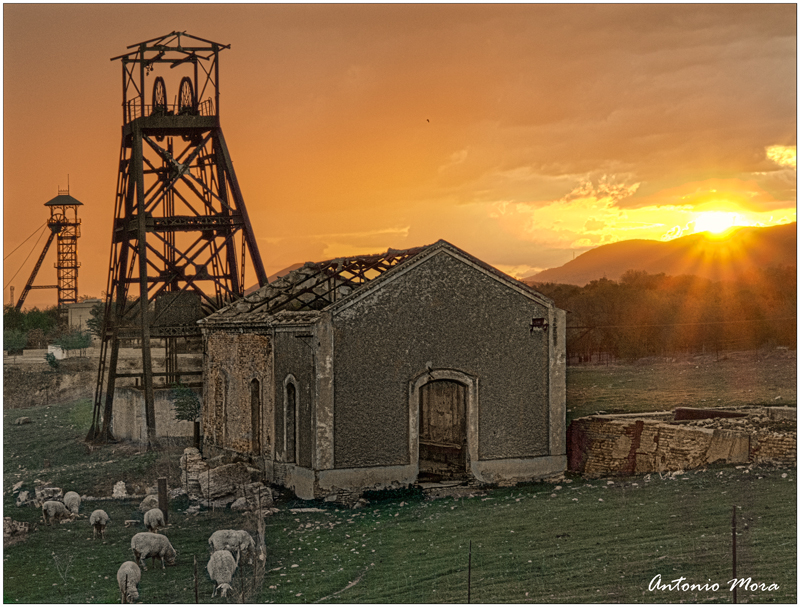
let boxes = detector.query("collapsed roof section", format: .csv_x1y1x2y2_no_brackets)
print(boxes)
202,244,429,324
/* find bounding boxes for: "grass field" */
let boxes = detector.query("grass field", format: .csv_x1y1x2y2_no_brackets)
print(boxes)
566,349,796,424
3,354,797,603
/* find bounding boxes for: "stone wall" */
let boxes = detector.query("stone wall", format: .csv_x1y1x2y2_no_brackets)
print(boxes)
112,386,199,442
569,408,796,477
203,332,273,457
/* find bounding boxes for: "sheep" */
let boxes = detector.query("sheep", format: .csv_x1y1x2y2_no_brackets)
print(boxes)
206,549,237,598
208,529,256,565
42,500,72,526
116,561,141,603
143,508,165,534
131,532,177,571
63,491,81,515
89,509,110,539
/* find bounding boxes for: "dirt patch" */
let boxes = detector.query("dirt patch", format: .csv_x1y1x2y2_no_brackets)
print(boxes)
3,358,96,409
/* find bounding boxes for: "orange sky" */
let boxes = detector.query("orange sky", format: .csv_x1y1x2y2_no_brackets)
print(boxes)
3,4,796,309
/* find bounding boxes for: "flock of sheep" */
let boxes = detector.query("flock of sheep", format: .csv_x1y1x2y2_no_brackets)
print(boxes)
41,491,258,602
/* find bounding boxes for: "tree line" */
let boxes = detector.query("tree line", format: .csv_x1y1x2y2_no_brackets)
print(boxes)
532,265,797,362
3,304,94,357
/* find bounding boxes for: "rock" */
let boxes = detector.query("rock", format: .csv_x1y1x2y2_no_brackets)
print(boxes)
138,494,160,513
185,505,201,516
230,497,249,511
13,417,32,425
12,481,23,493
146,486,158,496
15,491,31,508
179,448,208,498
169,487,186,500
243,482,273,510
3,517,30,544
112,481,128,499
197,462,251,501
124,520,139,528
352,498,369,510
34,486,62,506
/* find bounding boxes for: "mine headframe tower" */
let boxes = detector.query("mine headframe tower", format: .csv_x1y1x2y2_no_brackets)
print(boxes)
88,32,268,445
14,187,83,311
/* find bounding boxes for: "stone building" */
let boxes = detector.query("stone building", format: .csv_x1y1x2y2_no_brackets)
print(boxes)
199,240,566,500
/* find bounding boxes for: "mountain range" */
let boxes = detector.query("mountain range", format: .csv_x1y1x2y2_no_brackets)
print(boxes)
527,222,796,286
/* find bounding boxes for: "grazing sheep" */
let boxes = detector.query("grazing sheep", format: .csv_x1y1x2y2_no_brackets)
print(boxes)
42,500,72,526
63,491,81,515
143,508,165,534
206,549,237,598
116,561,141,603
208,529,256,565
89,509,110,539
131,532,177,571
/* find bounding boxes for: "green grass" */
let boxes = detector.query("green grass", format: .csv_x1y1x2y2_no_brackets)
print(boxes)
566,351,796,424
4,459,796,602
4,354,797,603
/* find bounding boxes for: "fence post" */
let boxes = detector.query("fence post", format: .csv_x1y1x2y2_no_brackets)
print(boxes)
467,540,472,603
158,477,168,525
732,506,737,604
194,555,199,603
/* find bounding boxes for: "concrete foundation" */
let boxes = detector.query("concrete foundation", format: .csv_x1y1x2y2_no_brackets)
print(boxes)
111,386,200,442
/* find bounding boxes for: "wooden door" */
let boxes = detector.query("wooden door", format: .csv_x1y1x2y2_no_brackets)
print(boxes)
419,379,466,479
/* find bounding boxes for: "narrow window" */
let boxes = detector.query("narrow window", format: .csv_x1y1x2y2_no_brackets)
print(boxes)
286,382,296,463
250,378,261,453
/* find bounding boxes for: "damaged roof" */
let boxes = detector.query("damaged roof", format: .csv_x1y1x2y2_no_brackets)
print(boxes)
200,239,553,326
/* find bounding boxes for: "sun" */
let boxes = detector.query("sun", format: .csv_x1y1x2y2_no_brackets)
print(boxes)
693,211,739,235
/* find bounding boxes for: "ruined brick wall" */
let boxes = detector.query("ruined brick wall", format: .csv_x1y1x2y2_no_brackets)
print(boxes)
203,331,273,457
569,415,796,477
751,431,797,466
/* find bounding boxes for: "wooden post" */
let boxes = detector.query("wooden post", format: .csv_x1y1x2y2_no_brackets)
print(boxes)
467,540,472,603
194,555,199,603
732,506,737,604
158,477,168,525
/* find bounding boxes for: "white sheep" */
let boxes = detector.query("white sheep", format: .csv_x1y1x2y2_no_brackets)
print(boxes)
116,561,141,603
89,509,110,539
63,491,81,515
131,532,177,571
143,508,165,533
206,549,237,598
208,529,256,565
42,500,72,525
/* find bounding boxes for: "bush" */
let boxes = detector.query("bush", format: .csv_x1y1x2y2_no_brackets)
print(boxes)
54,330,92,357
171,383,201,422
3,328,28,355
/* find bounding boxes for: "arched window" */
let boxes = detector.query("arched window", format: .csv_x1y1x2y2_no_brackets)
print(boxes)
250,378,261,453
285,382,296,463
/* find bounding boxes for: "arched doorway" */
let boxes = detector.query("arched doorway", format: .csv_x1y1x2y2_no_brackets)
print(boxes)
419,379,467,481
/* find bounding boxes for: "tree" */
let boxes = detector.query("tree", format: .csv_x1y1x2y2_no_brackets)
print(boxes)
55,330,92,357
3,329,28,361
86,301,105,337
172,383,201,448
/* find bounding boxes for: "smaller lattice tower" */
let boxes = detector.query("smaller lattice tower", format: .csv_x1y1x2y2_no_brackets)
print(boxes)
15,186,82,310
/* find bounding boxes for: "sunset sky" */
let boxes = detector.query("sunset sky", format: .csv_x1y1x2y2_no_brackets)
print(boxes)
3,4,796,309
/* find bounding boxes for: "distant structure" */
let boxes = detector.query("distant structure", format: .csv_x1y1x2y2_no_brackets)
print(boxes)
15,186,82,311
200,240,567,501
88,32,267,444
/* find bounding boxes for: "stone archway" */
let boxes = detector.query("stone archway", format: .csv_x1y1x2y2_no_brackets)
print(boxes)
409,369,478,482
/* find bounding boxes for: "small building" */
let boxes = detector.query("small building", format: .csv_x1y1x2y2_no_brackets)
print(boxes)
199,240,566,500
66,299,101,333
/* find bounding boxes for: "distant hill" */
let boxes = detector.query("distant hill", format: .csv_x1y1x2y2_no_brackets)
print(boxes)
528,222,797,286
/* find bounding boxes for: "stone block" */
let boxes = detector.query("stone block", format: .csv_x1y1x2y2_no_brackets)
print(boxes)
112,481,128,499
198,462,251,501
